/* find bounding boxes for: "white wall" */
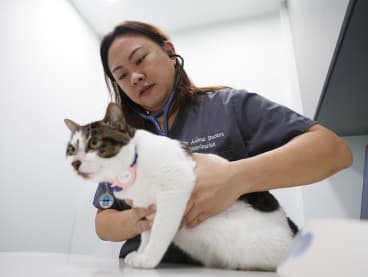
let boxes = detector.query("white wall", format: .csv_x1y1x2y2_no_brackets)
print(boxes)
287,0,350,119
0,0,118,255
286,0,365,220
172,13,300,110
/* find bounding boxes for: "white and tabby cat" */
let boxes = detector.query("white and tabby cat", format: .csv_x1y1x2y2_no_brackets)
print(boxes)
64,103,296,270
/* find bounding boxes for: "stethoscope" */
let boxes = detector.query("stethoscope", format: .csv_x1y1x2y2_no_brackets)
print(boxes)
124,54,184,137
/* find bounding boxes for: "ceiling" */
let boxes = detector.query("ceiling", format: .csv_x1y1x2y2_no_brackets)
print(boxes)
315,0,368,136
69,0,283,37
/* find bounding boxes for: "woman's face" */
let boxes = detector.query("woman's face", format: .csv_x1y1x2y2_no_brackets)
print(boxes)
108,34,176,114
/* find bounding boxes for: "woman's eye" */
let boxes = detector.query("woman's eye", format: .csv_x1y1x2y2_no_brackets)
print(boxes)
136,54,147,65
119,73,127,80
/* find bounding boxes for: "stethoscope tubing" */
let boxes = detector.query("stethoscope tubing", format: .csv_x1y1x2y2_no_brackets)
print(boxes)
137,88,177,136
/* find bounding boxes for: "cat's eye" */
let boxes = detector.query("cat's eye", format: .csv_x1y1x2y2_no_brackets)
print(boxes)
89,138,102,149
67,144,76,155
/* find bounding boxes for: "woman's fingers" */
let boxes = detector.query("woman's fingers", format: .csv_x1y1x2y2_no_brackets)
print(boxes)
130,205,156,234
125,199,133,207
186,213,207,228
183,200,206,228
131,205,156,220
184,200,194,217
136,220,153,234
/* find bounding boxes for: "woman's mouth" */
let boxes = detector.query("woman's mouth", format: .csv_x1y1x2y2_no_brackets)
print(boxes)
139,84,155,97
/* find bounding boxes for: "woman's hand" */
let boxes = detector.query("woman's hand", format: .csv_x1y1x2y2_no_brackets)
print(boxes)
183,153,244,228
95,204,156,242
128,203,156,235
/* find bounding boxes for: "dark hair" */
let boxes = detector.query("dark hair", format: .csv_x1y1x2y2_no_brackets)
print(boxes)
100,21,228,129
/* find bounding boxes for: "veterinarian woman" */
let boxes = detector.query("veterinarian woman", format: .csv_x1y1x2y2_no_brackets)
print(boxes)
93,21,353,264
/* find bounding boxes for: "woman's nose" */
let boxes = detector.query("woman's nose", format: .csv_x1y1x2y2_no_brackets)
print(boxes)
131,72,144,86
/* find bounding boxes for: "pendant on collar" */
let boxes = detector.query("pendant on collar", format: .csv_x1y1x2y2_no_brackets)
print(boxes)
111,149,138,191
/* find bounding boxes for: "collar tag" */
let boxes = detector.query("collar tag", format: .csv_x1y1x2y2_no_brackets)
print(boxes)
110,147,138,192
111,164,137,191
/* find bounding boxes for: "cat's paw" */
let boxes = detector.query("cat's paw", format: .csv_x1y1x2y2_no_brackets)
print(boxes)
125,251,159,269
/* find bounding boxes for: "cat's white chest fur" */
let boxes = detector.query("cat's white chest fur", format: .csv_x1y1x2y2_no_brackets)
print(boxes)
110,130,195,208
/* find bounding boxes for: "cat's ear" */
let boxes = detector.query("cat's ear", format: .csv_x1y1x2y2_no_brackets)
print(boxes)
104,102,126,128
64,119,80,133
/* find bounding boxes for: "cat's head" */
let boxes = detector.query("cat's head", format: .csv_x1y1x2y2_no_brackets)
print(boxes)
64,103,135,181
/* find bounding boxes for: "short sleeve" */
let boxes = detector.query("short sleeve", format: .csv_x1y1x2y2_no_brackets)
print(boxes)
230,90,316,156
93,182,130,211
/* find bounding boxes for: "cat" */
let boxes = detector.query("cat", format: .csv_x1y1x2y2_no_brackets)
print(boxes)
64,102,297,270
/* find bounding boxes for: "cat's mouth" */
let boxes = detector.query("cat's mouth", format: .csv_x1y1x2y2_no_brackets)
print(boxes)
73,163,101,180
77,171,92,179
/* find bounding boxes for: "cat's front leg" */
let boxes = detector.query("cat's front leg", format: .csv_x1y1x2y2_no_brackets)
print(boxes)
125,190,190,268
138,230,150,253
124,230,150,264
124,204,153,262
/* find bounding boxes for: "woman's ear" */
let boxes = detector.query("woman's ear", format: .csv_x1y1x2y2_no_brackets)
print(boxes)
164,41,176,58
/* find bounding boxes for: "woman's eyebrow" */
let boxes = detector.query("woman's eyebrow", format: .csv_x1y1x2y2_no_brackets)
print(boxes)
112,65,123,73
111,46,144,73
128,46,143,61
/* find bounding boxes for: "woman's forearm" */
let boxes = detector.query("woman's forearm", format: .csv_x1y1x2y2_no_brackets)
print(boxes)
231,124,353,194
183,124,352,228
95,209,136,242
95,205,155,242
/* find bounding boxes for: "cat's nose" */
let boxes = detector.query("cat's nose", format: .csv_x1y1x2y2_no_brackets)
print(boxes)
71,160,81,170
